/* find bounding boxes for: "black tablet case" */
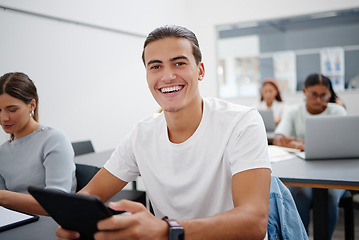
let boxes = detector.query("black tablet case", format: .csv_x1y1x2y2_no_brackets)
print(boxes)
28,186,113,240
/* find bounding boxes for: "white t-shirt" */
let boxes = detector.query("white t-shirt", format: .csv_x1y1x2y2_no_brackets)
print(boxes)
275,102,347,141
254,100,287,120
105,97,271,220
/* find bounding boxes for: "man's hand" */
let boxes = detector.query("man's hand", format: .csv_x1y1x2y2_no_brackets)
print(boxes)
95,200,168,240
56,200,168,240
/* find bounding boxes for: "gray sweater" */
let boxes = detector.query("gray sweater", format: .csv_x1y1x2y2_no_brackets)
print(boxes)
0,125,76,193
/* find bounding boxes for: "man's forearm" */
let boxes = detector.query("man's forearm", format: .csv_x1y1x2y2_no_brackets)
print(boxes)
178,205,268,240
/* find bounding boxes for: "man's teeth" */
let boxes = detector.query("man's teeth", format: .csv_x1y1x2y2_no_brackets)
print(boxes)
161,86,183,93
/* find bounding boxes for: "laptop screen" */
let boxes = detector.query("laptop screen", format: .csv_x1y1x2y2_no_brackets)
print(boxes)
258,110,276,132
304,115,359,160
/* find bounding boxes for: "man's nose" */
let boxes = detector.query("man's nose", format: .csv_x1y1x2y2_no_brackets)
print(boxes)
161,68,176,82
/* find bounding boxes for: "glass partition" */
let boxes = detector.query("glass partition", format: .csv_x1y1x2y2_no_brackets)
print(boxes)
216,8,359,98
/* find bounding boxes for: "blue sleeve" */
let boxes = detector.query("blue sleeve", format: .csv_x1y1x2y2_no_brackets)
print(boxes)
42,129,76,193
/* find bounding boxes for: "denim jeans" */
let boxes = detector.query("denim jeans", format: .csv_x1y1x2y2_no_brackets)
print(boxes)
268,175,308,240
288,186,345,238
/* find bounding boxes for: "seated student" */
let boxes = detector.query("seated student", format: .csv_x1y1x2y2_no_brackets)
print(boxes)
57,25,271,240
273,73,346,237
254,78,286,125
0,72,76,215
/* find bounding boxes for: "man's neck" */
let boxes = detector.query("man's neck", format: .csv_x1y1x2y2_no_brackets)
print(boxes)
164,97,203,144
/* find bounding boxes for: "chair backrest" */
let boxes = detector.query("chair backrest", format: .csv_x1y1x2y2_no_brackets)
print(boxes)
75,163,100,192
71,141,95,156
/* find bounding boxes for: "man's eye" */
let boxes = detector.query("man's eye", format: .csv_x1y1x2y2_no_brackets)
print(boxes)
150,65,160,70
9,109,17,113
175,62,186,66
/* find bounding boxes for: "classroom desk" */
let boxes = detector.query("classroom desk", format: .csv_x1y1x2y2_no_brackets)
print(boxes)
271,156,359,240
4,151,357,239
74,149,114,167
0,216,59,240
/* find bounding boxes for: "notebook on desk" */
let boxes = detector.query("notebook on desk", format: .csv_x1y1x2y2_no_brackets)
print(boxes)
258,110,276,132
0,207,39,232
297,115,359,160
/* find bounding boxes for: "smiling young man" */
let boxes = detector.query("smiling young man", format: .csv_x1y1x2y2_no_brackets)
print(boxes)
57,25,271,240
144,35,204,144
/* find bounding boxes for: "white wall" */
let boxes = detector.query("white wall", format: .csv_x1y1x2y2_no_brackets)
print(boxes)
0,0,187,149
1,0,359,148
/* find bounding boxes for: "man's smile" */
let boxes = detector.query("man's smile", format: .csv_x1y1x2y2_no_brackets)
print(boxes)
160,85,184,94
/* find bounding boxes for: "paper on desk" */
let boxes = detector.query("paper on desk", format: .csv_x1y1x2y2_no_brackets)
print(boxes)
0,206,34,228
268,145,297,162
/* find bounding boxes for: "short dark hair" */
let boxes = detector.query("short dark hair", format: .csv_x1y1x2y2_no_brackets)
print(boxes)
142,25,202,65
0,72,39,121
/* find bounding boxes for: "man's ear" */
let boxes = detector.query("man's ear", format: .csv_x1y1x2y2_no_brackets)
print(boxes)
198,62,205,81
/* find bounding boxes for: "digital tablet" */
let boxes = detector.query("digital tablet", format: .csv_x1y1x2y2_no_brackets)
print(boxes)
0,206,39,232
28,186,121,240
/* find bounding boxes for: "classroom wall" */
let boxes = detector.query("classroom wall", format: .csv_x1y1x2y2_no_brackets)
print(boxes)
0,0,187,149
1,0,358,149
186,0,359,113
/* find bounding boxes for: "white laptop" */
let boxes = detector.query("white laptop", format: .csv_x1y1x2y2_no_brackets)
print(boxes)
297,115,359,160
